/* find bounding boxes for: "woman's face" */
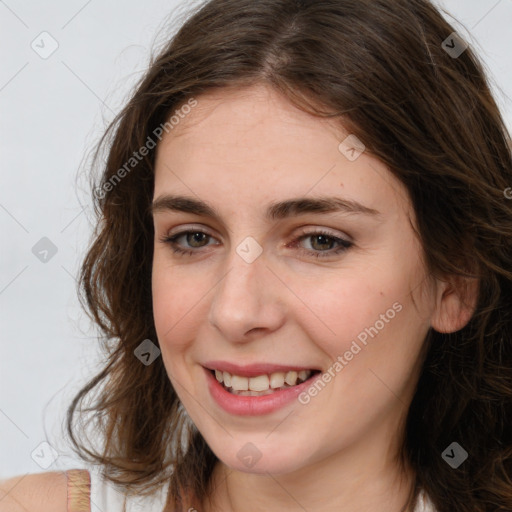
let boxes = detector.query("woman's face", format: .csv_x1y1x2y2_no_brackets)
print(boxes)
151,83,437,475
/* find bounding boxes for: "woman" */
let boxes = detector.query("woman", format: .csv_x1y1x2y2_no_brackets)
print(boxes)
2,0,511,511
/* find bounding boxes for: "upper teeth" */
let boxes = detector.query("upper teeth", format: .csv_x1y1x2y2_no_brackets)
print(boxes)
214,369,312,391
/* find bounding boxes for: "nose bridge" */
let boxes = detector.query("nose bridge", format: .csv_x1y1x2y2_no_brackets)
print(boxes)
208,239,284,339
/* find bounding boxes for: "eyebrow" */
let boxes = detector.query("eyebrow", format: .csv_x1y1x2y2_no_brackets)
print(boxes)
151,194,381,221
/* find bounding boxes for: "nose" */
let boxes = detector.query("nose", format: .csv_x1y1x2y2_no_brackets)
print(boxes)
207,243,286,343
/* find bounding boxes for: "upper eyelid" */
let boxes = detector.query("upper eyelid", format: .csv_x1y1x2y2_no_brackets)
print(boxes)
163,225,350,239
164,226,352,248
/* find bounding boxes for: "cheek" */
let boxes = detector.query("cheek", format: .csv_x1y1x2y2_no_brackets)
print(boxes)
290,254,428,363
289,263,430,437
151,259,205,354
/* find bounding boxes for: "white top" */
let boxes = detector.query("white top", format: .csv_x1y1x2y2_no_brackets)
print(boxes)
89,468,169,512
89,468,437,511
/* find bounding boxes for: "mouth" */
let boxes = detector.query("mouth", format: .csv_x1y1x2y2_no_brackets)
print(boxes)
208,368,322,397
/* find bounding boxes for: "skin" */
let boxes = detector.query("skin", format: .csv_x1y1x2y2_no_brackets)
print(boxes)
151,83,476,512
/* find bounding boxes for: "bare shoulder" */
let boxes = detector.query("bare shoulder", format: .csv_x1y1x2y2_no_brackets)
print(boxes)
0,471,69,512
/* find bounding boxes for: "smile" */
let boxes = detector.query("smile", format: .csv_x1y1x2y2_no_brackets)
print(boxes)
203,363,322,415
213,369,314,395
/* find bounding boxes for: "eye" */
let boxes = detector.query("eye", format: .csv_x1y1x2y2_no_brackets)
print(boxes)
158,228,353,259
289,229,353,258
159,230,217,256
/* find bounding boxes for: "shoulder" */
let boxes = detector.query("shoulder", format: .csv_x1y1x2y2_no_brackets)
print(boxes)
0,471,69,512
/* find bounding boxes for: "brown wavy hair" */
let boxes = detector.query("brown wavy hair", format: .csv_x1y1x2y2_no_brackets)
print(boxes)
65,0,512,510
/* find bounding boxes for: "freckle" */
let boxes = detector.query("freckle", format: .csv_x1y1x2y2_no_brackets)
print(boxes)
339,182,344,187
380,291,384,296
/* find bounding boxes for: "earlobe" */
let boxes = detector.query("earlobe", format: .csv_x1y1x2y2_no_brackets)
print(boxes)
430,275,479,334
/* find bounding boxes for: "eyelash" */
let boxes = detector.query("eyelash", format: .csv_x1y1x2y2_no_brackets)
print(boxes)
159,229,353,259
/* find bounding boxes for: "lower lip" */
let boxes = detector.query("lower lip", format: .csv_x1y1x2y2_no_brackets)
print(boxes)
204,367,320,416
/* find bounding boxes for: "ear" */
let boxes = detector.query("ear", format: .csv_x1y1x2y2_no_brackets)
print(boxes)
430,275,479,333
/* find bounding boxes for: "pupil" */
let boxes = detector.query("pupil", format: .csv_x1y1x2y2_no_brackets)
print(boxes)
313,235,331,250
189,232,206,247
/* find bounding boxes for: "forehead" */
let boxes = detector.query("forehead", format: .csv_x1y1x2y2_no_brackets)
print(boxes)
153,83,411,223
156,83,347,157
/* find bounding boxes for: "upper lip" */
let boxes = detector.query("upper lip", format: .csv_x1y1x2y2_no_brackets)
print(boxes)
203,361,320,377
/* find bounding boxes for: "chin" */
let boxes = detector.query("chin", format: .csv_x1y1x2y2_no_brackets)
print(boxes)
205,433,313,475
226,453,307,475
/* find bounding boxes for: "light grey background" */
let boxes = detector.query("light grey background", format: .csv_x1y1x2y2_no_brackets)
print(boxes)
1,0,511,479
